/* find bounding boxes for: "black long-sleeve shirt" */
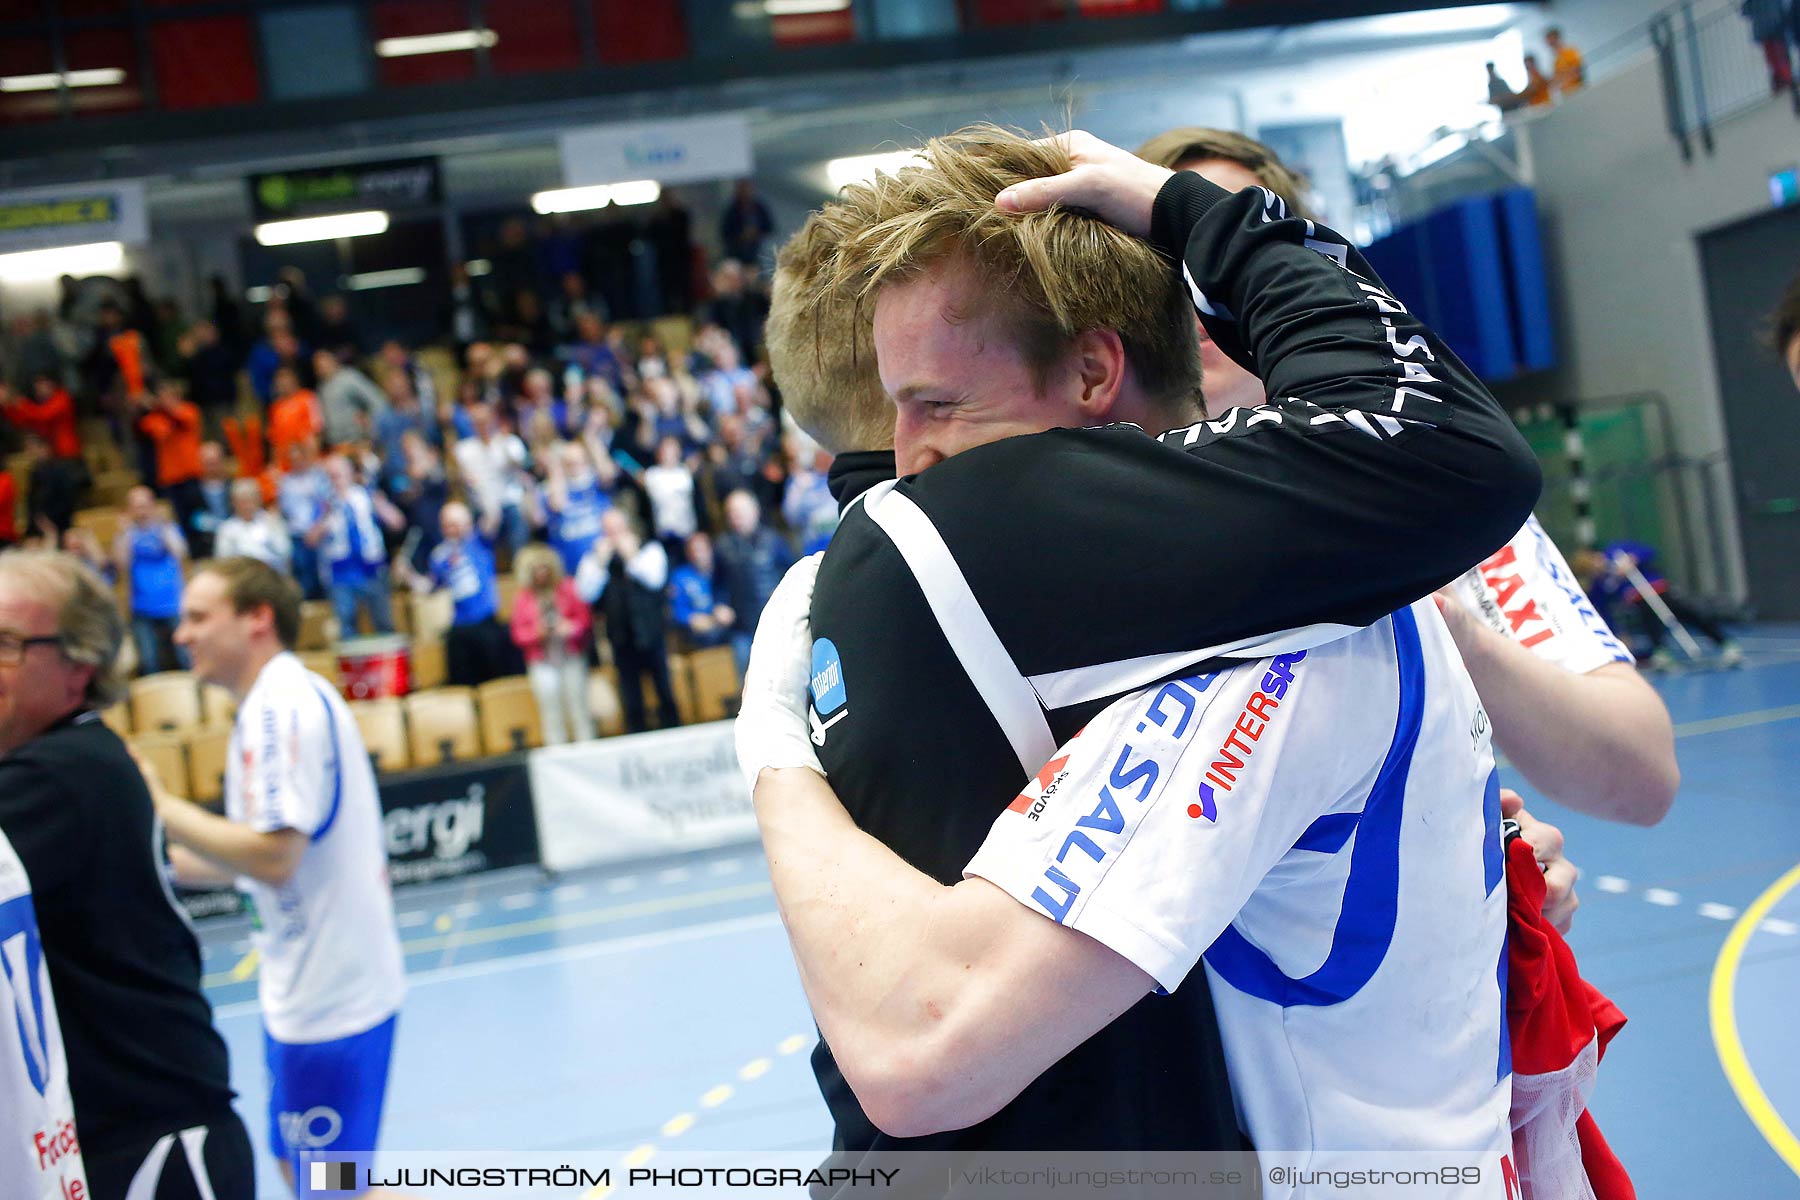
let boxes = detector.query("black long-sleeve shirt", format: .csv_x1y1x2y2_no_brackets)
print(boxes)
802,172,1541,1172
0,710,237,1149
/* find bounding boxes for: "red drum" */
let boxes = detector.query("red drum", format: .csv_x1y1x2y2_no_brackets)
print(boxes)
338,635,412,700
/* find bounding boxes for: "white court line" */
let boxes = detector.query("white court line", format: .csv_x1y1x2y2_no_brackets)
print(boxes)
210,911,785,1020
708,859,745,875
1698,902,1740,921
553,884,588,902
657,868,692,885
1644,888,1683,907
499,893,536,911
1761,918,1799,937
606,877,640,894
396,911,427,929
451,901,482,919
1595,876,1631,894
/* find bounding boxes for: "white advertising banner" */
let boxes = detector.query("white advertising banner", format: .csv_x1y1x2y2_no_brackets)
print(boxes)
559,113,754,187
0,180,147,254
527,721,757,871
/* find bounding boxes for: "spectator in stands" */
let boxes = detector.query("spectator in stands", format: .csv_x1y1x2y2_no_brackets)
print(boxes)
1486,61,1524,112
534,439,614,574
7,312,68,389
644,436,702,553
445,262,491,355
391,431,449,572
547,271,599,344
510,544,595,746
379,338,439,422
721,179,776,267
670,530,732,650
2,372,80,459
314,348,388,449
315,293,361,361
178,318,239,418
516,367,569,441
188,440,234,558
414,500,517,687
566,312,627,396
577,508,679,733
21,434,82,538
306,455,402,638
137,376,206,532
114,485,188,674
375,364,436,493
713,488,794,676
278,437,331,600
268,364,323,471
1743,0,1796,93
1520,52,1554,107
695,327,758,418
707,259,770,363
215,477,292,572
454,401,532,555
1545,27,1585,97
490,218,539,326
782,443,838,555
248,311,306,407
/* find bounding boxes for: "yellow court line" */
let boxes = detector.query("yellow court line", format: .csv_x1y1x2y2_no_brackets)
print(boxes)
1710,860,1800,1180
201,881,773,987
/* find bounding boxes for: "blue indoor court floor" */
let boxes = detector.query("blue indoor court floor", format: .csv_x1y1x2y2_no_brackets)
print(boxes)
197,627,1800,1199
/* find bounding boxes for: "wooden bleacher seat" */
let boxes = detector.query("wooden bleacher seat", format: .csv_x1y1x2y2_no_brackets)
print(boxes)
589,668,625,737
686,644,741,723
185,726,232,806
73,506,124,548
412,637,447,690
476,675,542,754
90,469,139,507
662,652,696,725
297,600,336,651
129,672,202,734
408,590,452,643
298,649,342,686
130,732,190,800
349,697,410,773
403,687,480,766
200,684,237,729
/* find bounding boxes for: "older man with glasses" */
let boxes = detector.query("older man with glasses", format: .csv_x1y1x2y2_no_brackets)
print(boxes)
0,549,253,1200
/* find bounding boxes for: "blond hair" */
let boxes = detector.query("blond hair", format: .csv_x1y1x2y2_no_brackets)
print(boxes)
828,125,1201,419
1134,127,1314,220
766,205,894,454
513,542,563,598
0,549,127,709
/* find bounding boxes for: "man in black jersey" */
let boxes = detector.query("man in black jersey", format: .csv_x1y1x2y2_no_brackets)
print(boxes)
742,125,1540,1168
0,550,253,1200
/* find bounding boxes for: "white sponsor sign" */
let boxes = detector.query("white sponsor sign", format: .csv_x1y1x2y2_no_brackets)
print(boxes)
559,113,753,187
0,180,147,254
527,721,756,871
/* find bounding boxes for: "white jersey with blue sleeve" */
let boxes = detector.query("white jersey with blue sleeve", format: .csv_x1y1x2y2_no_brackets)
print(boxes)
965,600,1514,1194
226,652,405,1044
1447,514,1632,673
0,830,86,1200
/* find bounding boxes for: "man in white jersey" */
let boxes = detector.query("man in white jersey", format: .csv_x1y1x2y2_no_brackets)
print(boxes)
1135,125,1678,834
146,557,405,1194
0,826,88,1200
739,134,1515,1189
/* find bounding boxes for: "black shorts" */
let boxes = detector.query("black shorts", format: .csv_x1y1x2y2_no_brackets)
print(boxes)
84,1110,256,1200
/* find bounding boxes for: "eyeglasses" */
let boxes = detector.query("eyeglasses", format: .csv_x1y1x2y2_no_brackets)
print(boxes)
0,630,63,667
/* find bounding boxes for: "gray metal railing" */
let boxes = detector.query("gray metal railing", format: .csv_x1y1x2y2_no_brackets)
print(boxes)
1648,0,1797,159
